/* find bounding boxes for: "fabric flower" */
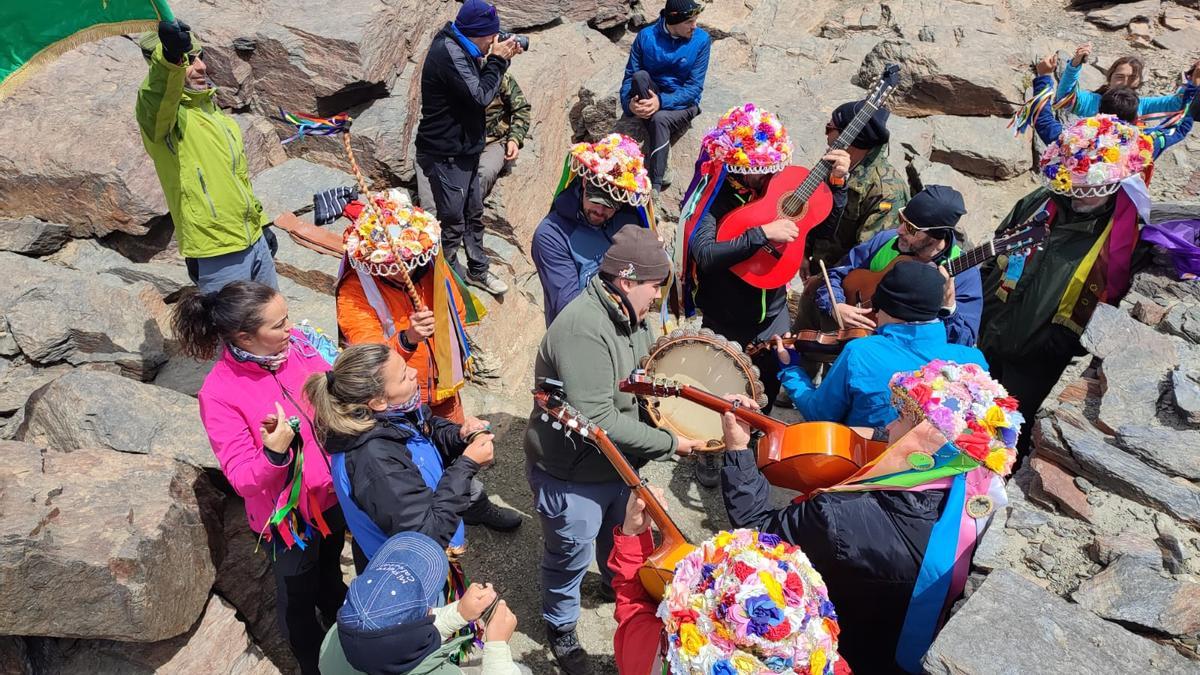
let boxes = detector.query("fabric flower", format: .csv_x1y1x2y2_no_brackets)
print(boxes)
679,622,707,656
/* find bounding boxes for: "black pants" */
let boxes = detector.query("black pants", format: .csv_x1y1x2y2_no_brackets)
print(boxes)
417,152,488,279
629,70,698,190
270,505,349,675
984,344,1076,461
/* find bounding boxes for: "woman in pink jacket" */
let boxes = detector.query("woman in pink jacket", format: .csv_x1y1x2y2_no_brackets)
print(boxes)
173,280,346,675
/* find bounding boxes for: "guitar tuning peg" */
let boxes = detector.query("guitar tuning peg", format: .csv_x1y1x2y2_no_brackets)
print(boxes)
540,413,549,423
566,419,578,429
552,421,562,431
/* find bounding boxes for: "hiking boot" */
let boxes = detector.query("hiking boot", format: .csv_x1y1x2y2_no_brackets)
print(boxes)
462,498,522,532
467,270,508,296
694,451,723,489
660,168,673,189
546,623,590,675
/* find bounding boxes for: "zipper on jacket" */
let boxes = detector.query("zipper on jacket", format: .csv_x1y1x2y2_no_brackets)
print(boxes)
219,122,255,246
196,168,219,218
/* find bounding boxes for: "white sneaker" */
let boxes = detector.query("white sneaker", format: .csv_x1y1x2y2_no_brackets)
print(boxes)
467,270,508,296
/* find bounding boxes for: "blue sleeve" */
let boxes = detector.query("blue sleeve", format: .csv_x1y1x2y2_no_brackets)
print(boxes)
1053,62,1078,104
944,267,982,346
659,35,710,111
1149,85,1197,157
1032,75,1064,145
531,222,580,326
619,32,644,116
783,353,854,424
1138,87,1187,116
815,232,890,314
1056,62,1100,116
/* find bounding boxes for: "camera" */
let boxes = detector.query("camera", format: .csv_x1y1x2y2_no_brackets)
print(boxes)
498,31,529,51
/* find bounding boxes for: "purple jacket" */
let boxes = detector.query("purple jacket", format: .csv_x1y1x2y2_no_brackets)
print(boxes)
197,328,337,534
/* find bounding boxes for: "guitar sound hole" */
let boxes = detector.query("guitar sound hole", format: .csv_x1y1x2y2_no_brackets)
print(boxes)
779,195,807,220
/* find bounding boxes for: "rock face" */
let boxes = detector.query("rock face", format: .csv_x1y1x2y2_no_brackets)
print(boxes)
1072,555,1200,637
923,570,1196,674
251,159,357,220
928,115,1032,180
854,39,1024,117
493,0,632,30
0,442,214,641
17,369,218,471
0,218,70,256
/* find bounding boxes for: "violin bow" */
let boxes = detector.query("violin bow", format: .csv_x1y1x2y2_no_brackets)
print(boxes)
819,259,845,330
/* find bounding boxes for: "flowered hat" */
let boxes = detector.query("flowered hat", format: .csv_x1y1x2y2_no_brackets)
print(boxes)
889,361,1023,476
343,190,441,276
1038,114,1154,198
658,529,841,675
701,103,792,174
568,134,652,207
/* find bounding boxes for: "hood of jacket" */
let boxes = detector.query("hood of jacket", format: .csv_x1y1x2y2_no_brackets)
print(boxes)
324,408,430,455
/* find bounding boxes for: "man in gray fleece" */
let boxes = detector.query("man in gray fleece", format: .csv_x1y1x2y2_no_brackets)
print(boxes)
524,225,703,673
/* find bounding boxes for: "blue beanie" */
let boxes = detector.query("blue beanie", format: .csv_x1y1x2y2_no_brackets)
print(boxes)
455,0,501,37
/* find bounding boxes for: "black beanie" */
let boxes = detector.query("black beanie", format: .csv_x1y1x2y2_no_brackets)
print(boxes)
830,100,891,149
662,0,702,24
872,261,945,322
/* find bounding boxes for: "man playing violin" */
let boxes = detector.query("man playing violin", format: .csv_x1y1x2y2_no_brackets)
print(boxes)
776,261,986,433
815,185,983,346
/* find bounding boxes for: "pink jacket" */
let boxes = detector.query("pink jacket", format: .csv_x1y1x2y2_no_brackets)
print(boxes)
197,329,337,535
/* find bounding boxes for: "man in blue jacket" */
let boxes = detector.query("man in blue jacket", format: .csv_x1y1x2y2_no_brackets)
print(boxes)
619,0,712,191
815,185,983,346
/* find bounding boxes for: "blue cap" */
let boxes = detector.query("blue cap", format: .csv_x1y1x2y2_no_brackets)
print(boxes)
337,532,448,631
455,0,501,38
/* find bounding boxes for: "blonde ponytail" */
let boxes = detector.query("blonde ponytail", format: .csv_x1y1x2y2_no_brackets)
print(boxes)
303,343,392,443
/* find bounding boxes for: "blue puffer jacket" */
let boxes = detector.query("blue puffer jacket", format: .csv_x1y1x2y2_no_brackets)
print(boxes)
619,18,711,114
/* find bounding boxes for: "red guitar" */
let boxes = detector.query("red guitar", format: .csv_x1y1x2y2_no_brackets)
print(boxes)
717,64,903,290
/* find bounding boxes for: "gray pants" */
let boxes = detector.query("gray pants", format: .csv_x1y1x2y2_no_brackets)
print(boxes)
527,464,629,630
186,233,278,294
416,152,488,279
417,141,509,215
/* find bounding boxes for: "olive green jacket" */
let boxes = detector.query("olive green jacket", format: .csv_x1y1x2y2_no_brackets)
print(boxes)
807,144,909,267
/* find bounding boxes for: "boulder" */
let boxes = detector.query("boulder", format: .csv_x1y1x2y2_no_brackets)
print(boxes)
0,442,214,641
0,253,168,380
0,38,166,237
0,361,70,418
279,277,337,340
1152,25,1200,51
251,159,357,221
493,0,632,30
928,115,1032,180
17,369,218,471
0,218,70,256
1080,303,1182,433
1163,303,1200,343
28,595,279,675
923,569,1196,674
233,113,289,177
1116,425,1200,480
49,239,191,300
1087,0,1163,29
154,353,217,398
1072,555,1200,637
1170,367,1200,425
1089,531,1163,567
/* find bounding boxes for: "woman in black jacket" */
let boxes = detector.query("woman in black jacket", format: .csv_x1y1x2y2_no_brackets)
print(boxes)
303,344,495,568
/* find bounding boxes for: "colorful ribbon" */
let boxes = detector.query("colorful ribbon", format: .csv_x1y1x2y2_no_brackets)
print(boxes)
276,109,352,144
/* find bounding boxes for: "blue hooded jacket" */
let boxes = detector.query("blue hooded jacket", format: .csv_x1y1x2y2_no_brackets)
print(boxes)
619,18,711,115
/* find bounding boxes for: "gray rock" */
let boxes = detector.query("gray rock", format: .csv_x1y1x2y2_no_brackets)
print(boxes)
1006,507,1050,533
1116,425,1200,480
1072,555,1200,637
1089,531,1163,567
1155,513,1191,575
17,369,217,470
0,361,70,417
0,218,69,256
278,277,336,341
493,0,631,31
1171,368,1200,425
928,116,1033,180
1152,26,1200,52
1086,0,1163,29
49,239,191,300
0,253,168,380
251,159,357,221
1074,476,1094,493
924,569,1195,674
271,223,341,294
0,442,213,641
972,513,1010,572
1163,304,1200,344
153,353,217,398
1081,304,1182,433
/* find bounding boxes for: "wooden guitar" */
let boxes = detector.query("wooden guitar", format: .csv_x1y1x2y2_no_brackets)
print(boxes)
716,63,903,290
620,371,886,494
533,379,694,601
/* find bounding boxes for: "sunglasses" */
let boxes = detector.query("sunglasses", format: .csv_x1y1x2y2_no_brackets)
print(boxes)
898,213,954,236
186,50,205,65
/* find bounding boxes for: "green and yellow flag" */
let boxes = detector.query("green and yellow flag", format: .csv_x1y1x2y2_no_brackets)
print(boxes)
0,0,174,98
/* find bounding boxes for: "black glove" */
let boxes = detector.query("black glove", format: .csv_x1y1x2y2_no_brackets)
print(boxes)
158,19,193,65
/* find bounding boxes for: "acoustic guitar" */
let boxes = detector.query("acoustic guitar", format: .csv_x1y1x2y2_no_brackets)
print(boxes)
620,371,886,494
533,379,694,601
715,64,903,290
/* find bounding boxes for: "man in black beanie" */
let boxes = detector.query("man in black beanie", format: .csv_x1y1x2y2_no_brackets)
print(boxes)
773,260,988,432
806,99,911,268
810,184,984,346
619,0,712,191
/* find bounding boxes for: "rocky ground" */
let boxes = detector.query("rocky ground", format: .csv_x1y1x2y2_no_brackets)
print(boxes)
2,0,1200,673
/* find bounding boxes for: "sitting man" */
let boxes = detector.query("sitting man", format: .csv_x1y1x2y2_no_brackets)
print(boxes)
814,185,983,346
720,361,1022,672
979,115,1154,456
776,261,986,433
619,0,712,191
806,99,909,269
136,20,276,293
525,225,702,673
532,135,651,326
336,196,521,532
416,71,531,212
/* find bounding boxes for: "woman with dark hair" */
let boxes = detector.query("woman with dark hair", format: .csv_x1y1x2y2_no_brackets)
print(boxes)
1055,42,1198,117
172,280,345,675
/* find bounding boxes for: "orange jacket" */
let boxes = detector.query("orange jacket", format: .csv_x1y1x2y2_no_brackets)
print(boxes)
336,269,467,409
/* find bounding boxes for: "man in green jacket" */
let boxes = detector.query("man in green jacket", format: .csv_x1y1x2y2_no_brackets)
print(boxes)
524,225,702,674
136,20,275,293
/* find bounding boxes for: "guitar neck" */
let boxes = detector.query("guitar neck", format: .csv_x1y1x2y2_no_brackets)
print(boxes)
945,238,997,276
588,426,690,546
788,101,882,207
674,385,787,435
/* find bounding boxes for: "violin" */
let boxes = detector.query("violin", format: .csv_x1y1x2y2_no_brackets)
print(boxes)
620,371,886,494
533,379,694,600
743,328,873,358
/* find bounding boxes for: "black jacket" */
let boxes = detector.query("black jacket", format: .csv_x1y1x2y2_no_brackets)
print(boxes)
325,409,479,549
415,23,510,158
691,181,790,344
721,448,946,674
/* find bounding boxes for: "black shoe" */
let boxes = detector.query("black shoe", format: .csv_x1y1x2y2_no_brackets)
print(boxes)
596,583,616,603
694,451,723,489
462,498,522,531
546,623,590,675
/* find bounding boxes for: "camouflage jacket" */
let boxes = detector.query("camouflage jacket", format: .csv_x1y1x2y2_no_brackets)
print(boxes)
806,144,909,267
485,73,532,147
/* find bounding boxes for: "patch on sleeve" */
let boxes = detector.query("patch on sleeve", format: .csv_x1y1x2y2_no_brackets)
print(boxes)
878,201,893,212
